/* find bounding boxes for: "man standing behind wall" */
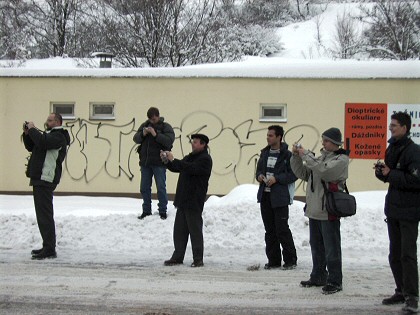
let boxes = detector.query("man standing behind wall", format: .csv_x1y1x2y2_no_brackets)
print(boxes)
133,107,175,220
375,112,420,314
256,125,298,270
22,113,70,260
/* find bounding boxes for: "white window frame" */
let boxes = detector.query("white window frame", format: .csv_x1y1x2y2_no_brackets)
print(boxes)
89,102,115,120
50,102,75,120
259,103,287,122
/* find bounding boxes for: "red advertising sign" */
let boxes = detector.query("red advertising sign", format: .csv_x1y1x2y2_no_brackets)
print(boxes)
345,103,388,159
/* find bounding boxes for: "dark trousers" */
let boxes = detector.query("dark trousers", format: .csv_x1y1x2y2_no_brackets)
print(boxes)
309,218,342,286
260,193,297,266
33,184,56,251
171,208,204,262
387,218,419,298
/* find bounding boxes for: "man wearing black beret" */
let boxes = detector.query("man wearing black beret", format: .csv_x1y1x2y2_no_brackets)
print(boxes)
161,133,212,267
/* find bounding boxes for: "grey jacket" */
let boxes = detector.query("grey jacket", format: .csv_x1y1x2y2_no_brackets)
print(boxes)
291,148,349,220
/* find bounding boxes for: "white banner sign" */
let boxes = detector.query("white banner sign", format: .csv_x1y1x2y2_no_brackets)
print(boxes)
388,104,420,145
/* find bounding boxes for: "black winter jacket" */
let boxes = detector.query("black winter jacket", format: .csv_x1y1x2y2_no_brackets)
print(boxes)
133,117,175,167
167,149,212,211
376,135,420,220
256,143,297,208
23,127,70,186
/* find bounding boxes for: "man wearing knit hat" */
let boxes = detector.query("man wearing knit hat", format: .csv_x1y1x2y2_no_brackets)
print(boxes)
290,127,349,294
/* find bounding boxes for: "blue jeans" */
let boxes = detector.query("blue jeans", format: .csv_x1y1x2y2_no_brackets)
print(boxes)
140,165,168,214
309,218,342,287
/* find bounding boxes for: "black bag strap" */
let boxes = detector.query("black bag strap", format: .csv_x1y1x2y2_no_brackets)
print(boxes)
321,180,350,194
343,182,350,194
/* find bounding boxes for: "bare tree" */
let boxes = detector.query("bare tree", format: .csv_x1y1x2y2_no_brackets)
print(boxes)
241,0,291,27
0,0,32,59
167,0,220,66
293,0,330,21
332,10,361,59
20,0,84,57
100,0,181,67
99,0,281,67
359,0,419,60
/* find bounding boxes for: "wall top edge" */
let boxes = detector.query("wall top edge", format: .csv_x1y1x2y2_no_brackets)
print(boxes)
1,60,419,79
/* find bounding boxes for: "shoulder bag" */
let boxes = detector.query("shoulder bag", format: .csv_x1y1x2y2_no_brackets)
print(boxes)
321,180,356,217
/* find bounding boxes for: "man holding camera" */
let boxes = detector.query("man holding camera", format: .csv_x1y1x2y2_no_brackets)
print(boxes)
375,112,420,313
133,107,175,220
22,113,70,260
256,125,298,271
161,134,212,267
291,127,349,295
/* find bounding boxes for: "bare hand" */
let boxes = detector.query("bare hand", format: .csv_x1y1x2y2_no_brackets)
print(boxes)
381,164,391,176
257,175,266,183
296,147,305,157
148,127,157,137
26,121,35,130
160,150,174,162
292,144,305,156
266,176,276,187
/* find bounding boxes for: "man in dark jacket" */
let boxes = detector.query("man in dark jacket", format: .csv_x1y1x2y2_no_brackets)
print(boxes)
133,107,175,220
256,125,298,270
375,112,420,313
22,113,70,260
161,134,212,267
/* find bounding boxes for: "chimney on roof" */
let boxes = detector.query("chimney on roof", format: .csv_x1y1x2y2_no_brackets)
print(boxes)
91,52,114,68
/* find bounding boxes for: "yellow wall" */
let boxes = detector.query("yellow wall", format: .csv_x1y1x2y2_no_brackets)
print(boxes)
1,76,419,196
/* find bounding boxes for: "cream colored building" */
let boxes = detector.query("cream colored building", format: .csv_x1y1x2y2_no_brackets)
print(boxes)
1,59,419,197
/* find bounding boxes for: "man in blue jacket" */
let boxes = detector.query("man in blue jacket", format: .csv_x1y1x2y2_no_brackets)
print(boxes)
161,134,212,267
375,112,420,313
256,125,298,270
22,113,70,260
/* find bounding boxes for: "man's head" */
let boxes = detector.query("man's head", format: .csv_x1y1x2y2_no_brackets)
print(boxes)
147,107,160,125
267,125,284,149
321,127,342,152
45,113,62,130
390,111,411,140
191,133,209,153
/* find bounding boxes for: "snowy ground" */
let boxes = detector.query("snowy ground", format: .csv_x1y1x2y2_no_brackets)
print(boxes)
0,186,413,314
0,1,417,313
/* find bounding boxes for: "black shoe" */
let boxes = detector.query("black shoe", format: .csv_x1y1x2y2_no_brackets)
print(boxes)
31,248,43,255
264,263,282,270
283,262,297,270
138,213,152,220
31,249,57,260
382,292,405,305
402,297,418,313
191,260,204,268
159,213,167,220
164,258,183,266
300,279,326,288
322,284,342,295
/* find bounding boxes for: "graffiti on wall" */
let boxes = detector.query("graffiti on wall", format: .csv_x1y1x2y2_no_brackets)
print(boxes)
63,112,321,187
